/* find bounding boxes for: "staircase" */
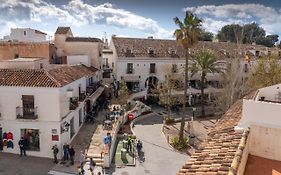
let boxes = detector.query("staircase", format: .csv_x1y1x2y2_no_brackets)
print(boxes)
85,153,104,167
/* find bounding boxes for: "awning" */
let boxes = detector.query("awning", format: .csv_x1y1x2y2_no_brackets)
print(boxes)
122,75,140,82
87,86,104,102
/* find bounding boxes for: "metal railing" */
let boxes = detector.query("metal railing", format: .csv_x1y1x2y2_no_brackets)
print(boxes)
79,91,86,101
16,106,38,119
69,97,79,110
86,82,102,96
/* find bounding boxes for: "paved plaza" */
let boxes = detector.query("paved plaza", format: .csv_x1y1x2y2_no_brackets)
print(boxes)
106,113,188,175
0,152,54,175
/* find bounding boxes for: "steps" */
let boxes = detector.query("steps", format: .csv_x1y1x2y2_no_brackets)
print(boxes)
85,153,104,167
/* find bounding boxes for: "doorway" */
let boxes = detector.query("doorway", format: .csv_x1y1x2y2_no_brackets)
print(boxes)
0,128,2,150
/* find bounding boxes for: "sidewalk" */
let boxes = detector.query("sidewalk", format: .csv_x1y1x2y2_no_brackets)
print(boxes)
50,109,108,174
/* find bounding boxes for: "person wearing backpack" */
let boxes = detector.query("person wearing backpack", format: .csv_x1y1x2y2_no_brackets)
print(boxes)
52,145,59,164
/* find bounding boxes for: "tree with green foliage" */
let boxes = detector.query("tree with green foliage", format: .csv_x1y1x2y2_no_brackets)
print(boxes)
174,11,202,143
217,22,278,47
190,50,221,117
247,56,281,90
256,35,279,47
199,30,214,41
118,80,130,105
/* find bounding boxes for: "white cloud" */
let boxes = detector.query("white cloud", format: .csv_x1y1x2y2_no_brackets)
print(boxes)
0,0,172,38
185,4,281,36
0,22,18,37
63,0,172,38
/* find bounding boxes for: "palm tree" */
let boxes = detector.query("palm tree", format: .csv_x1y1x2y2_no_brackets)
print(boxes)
191,50,221,117
174,11,202,143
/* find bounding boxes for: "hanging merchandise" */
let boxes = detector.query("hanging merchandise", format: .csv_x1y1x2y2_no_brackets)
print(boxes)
7,140,14,149
3,139,7,146
7,132,13,140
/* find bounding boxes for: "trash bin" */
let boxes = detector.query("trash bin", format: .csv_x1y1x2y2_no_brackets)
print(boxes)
121,148,127,160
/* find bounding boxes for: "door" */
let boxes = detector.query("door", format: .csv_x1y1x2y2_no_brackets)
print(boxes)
70,118,75,139
0,128,3,150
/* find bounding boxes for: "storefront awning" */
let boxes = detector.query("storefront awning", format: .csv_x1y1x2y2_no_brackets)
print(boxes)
122,75,140,82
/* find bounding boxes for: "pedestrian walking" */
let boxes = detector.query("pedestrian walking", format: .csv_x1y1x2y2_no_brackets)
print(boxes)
69,146,75,165
89,158,96,174
18,137,26,156
79,151,85,169
127,137,132,152
52,145,59,164
63,143,69,161
136,140,143,156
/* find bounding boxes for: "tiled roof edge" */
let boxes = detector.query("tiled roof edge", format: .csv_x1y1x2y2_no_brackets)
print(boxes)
44,70,61,87
228,127,250,175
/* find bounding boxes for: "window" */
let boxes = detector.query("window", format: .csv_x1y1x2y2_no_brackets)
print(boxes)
127,63,133,74
17,95,37,119
39,63,43,69
15,54,19,58
148,48,155,55
70,117,75,138
126,48,132,54
172,64,177,73
112,62,114,68
23,31,26,35
150,63,156,73
21,129,40,151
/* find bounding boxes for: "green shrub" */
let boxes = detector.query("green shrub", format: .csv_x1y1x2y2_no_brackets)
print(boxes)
171,136,189,150
164,116,175,125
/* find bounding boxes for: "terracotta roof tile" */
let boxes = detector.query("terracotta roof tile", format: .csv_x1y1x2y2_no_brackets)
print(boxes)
177,93,254,175
112,37,270,59
0,65,97,88
65,37,103,43
55,27,71,34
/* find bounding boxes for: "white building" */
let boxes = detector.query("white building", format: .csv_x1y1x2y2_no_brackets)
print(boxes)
0,65,104,158
3,28,47,42
54,27,103,72
0,57,49,70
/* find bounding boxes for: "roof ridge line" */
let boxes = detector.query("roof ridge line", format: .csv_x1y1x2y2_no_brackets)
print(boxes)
228,128,250,175
44,70,61,87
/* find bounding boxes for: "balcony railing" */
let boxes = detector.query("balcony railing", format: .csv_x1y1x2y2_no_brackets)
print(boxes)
79,91,86,101
126,69,134,74
69,97,79,110
86,82,102,97
16,106,38,119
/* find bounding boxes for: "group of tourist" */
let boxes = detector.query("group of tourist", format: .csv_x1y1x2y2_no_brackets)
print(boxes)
51,143,75,165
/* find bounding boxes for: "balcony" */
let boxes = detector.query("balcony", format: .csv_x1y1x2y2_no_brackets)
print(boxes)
69,97,79,110
16,107,38,120
79,91,86,102
126,69,134,74
86,82,101,97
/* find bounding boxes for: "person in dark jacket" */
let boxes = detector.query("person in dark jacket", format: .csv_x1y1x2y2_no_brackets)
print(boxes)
69,146,75,165
63,143,69,161
52,145,59,164
18,137,26,156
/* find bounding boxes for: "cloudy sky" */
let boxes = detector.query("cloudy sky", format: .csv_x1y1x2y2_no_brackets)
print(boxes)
0,0,280,40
